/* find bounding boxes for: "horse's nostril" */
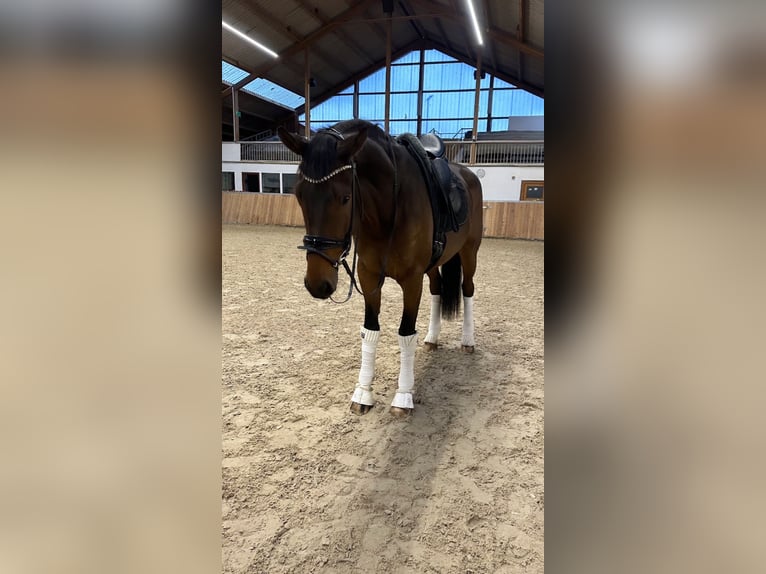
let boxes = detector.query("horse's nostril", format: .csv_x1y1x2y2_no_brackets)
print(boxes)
304,277,334,299
318,280,333,298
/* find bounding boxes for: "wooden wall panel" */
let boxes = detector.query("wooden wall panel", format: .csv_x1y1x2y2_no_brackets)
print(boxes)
222,192,304,227
482,201,544,240
222,193,543,240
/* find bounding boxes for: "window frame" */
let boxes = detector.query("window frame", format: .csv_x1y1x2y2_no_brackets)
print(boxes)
520,180,544,202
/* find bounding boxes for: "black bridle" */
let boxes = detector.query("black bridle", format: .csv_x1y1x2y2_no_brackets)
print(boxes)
297,126,399,304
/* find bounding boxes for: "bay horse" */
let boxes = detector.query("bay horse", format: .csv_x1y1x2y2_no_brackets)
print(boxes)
278,119,482,417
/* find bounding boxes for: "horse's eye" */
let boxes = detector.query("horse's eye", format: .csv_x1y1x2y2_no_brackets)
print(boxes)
342,195,351,205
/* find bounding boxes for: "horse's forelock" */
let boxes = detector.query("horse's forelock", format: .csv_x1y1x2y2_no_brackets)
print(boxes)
300,121,390,180
301,133,339,180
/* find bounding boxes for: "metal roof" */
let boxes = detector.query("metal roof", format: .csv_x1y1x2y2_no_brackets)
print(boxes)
222,0,544,134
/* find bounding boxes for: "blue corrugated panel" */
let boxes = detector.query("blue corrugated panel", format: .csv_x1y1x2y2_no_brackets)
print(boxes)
222,60,250,85
424,49,457,63
223,60,304,109
423,62,490,91
492,90,544,116
300,49,543,134
393,51,420,65
309,95,353,121
359,69,386,93
242,78,305,109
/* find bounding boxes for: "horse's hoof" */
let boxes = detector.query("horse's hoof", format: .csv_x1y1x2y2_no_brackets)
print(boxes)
424,341,438,351
389,406,413,418
461,345,475,354
350,401,374,415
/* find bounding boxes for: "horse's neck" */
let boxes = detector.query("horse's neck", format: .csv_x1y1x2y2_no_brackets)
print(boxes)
355,141,399,236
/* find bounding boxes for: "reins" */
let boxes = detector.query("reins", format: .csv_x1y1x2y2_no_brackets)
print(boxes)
297,126,399,304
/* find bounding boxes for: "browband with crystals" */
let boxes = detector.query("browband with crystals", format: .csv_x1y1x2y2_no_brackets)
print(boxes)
300,163,354,184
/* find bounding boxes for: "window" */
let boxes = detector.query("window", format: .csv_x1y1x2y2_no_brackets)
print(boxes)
242,172,260,192
521,181,544,201
298,49,544,136
261,173,281,194
222,172,234,191
282,173,298,194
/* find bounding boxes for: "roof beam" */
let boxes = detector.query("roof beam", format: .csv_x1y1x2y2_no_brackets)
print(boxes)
487,24,542,60
222,105,280,123
348,12,454,24
399,0,429,39
294,0,377,67
447,0,475,61
517,0,526,83
222,30,305,82
409,0,543,60
225,0,376,95
247,3,354,78
481,0,498,71
408,0,474,59
432,17,455,54
341,0,387,44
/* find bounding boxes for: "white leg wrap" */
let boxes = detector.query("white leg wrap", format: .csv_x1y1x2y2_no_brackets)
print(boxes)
391,333,418,409
424,295,441,345
351,327,380,406
462,296,475,347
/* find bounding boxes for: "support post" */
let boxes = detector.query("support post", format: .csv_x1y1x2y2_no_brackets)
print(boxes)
353,81,359,119
487,74,495,133
470,49,482,165
231,87,240,142
384,14,392,133
416,48,425,136
304,49,311,138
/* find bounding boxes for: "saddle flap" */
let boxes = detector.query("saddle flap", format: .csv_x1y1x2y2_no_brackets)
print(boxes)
432,158,468,228
418,133,445,159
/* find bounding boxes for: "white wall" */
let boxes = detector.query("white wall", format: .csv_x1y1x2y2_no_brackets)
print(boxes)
222,142,240,162
222,143,542,199
465,166,544,201
222,143,299,192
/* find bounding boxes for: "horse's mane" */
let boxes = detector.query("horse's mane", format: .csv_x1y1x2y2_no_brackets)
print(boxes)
301,120,391,179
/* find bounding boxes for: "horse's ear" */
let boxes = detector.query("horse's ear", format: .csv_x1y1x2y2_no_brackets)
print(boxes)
278,127,308,157
337,127,368,161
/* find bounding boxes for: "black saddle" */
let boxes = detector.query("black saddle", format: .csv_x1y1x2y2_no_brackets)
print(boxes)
396,133,469,270
418,133,445,159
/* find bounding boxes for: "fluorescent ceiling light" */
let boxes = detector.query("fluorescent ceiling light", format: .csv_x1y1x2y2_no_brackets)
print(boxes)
464,0,484,46
222,21,279,58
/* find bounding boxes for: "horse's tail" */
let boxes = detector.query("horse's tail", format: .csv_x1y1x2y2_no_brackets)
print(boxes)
440,253,462,321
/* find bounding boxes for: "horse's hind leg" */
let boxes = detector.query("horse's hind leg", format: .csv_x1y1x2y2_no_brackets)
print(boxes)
460,243,479,353
423,268,442,351
390,274,423,417
350,265,382,415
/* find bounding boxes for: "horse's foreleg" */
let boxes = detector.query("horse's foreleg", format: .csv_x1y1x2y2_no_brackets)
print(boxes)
391,275,423,416
424,268,442,351
460,245,478,353
350,266,382,415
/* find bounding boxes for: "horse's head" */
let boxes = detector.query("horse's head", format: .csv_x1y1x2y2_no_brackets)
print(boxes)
278,125,368,299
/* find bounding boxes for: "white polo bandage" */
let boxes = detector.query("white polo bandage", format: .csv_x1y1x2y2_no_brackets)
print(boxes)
351,327,379,406
391,332,417,409
424,295,441,345
462,296,475,347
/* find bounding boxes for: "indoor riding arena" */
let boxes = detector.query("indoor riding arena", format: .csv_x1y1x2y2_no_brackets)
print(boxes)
222,2,544,572
223,225,542,573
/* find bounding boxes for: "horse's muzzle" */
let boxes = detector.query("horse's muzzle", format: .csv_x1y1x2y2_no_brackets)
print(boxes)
304,276,336,300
